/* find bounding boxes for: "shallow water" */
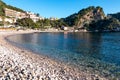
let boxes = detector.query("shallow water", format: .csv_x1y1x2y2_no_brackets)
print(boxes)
8,32,120,79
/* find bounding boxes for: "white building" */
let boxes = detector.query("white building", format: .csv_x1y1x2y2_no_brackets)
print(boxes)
5,8,28,19
5,18,13,23
0,17,13,23
0,17,2,22
4,8,45,24
4,8,29,23
27,12,42,22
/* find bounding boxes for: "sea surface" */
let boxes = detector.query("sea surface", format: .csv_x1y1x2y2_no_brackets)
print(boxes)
7,32,120,79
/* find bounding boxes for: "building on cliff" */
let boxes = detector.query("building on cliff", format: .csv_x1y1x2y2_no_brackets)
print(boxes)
4,8,44,24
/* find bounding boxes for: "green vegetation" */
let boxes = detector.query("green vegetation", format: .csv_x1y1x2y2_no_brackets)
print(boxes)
0,0,6,16
1,0,120,32
0,0,25,27
16,18,67,29
108,13,120,21
6,5,25,12
62,6,105,27
36,19,67,29
61,6,120,32
85,18,120,31
14,6,120,31
0,0,24,17
16,18,36,29
0,21,4,26
61,13,78,26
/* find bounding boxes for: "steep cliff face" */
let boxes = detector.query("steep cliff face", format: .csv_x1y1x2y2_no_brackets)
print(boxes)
63,6,105,28
77,7,105,28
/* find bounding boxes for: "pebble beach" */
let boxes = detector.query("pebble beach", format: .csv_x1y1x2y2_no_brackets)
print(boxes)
0,30,107,80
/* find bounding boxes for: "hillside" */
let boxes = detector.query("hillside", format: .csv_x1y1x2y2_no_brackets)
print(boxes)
85,18,120,31
62,6,105,28
0,0,25,16
61,6,120,32
108,13,120,21
0,0,120,31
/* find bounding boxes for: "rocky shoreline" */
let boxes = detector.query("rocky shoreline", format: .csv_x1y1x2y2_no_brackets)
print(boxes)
0,31,107,80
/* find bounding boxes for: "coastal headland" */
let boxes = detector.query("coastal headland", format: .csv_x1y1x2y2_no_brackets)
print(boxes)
0,30,107,80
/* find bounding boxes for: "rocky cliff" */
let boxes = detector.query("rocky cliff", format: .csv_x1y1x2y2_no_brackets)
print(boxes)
63,6,105,28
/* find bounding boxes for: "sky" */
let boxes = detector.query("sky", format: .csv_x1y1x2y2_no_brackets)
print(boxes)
3,0,120,18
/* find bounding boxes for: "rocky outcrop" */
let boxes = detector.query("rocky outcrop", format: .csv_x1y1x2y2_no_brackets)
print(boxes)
76,6,105,28
63,6,105,28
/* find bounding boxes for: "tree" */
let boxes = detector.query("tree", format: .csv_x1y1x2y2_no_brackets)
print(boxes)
16,18,36,28
43,19,51,26
0,7,5,16
36,20,44,29
85,18,120,31
36,13,39,17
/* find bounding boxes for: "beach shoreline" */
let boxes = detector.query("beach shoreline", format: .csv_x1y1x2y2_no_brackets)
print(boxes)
0,30,106,80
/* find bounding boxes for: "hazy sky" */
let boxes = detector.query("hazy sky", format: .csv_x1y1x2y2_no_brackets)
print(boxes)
3,0,120,18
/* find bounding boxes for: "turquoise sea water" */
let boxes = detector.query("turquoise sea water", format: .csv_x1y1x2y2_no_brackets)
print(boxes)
7,32,120,79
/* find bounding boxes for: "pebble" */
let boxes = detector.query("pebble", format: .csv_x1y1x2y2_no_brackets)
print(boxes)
0,32,108,80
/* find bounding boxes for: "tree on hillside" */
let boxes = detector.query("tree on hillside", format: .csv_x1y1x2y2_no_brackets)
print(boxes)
0,7,5,16
85,18,120,31
36,20,44,29
36,13,39,17
62,6,105,27
16,18,36,28
43,19,51,26
109,13,120,21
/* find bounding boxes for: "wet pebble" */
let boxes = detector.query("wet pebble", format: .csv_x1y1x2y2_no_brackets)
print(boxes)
0,41,108,80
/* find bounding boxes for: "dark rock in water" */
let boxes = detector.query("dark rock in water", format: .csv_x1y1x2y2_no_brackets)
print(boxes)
87,65,94,68
73,58,77,61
